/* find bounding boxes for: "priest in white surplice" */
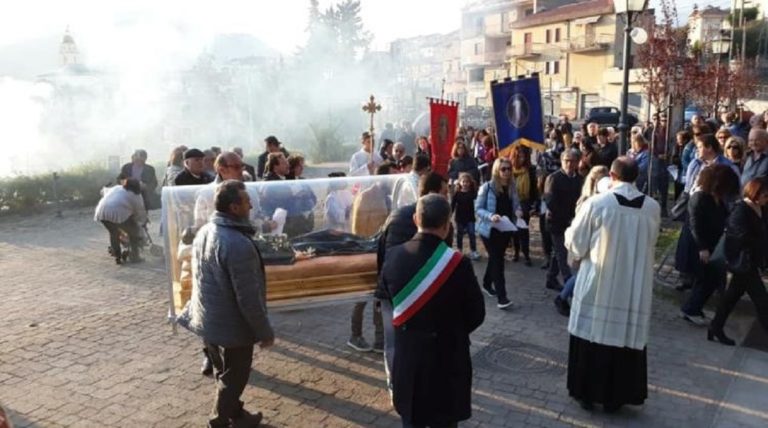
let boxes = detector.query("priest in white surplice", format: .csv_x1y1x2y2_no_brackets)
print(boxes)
564,156,660,413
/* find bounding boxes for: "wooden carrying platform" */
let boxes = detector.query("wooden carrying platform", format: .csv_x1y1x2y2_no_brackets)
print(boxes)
172,253,377,312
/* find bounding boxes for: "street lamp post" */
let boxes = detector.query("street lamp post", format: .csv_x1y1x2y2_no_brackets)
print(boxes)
614,0,648,155
711,35,731,117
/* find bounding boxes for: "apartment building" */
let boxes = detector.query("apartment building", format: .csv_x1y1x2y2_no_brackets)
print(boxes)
389,32,459,119
509,0,650,120
687,5,729,47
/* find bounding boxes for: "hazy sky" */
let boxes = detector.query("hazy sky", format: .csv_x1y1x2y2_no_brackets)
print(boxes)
0,0,466,54
0,1,726,56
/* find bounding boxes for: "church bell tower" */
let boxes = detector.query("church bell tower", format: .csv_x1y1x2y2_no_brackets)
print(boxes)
60,27,79,66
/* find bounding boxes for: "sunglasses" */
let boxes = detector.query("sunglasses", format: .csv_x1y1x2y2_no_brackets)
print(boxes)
500,167,511,172
727,145,740,150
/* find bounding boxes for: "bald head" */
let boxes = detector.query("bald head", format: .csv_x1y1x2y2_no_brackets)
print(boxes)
215,151,244,181
749,128,768,154
610,156,639,183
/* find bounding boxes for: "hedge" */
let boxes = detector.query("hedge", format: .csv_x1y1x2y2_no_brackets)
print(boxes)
0,164,117,214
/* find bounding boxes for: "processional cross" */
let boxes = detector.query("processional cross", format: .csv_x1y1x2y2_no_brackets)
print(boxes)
362,94,381,161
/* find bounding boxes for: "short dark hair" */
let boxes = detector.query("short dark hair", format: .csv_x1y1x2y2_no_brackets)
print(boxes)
610,156,639,182
696,134,722,154
328,171,346,178
414,154,431,173
375,162,394,176
214,180,245,213
265,136,280,146
419,172,447,196
743,177,768,201
416,194,451,229
123,178,141,195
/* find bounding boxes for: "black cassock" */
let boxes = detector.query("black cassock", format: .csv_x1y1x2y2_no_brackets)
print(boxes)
381,233,485,426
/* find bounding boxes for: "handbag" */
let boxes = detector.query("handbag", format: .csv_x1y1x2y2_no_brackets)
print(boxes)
669,192,689,221
727,248,752,275
710,232,752,275
709,235,727,272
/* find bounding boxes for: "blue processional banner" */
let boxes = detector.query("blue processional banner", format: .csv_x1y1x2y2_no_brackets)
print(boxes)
490,76,546,156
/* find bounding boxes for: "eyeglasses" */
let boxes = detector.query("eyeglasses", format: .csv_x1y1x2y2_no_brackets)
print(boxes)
500,167,511,172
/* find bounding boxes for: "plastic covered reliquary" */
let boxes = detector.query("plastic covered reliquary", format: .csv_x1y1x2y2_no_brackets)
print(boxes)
162,174,416,315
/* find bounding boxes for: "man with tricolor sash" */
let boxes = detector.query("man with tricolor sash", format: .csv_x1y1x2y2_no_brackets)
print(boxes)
380,194,485,428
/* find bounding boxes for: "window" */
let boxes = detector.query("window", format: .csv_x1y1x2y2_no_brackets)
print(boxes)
554,61,560,74
545,62,550,75
469,68,484,82
555,28,561,42
525,8,534,16
474,42,483,55
546,29,551,44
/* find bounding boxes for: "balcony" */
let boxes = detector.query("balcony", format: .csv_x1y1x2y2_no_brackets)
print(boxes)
509,43,544,61
484,49,507,65
567,33,613,53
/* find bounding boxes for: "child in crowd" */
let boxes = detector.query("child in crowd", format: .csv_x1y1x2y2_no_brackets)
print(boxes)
324,172,354,232
451,172,480,260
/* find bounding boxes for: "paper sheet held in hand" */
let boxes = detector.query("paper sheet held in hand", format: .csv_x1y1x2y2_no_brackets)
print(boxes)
492,215,518,232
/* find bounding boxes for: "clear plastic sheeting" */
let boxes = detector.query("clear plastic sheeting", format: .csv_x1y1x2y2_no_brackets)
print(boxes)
162,173,415,319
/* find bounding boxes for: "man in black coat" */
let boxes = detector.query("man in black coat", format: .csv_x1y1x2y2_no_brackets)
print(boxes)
119,149,158,210
543,149,583,290
380,194,485,428
375,172,452,384
174,148,214,186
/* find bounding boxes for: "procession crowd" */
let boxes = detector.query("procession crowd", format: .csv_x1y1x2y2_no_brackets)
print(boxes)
90,108,768,428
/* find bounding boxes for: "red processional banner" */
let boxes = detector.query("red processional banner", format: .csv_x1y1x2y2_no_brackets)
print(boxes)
429,98,459,177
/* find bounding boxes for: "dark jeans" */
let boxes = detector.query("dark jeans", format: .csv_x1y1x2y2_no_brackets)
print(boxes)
547,231,571,282
560,273,577,300
681,260,725,316
512,209,531,259
101,218,141,260
481,229,513,302
539,215,552,261
711,268,768,332
351,300,384,344
402,421,457,428
455,222,477,252
204,342,254,428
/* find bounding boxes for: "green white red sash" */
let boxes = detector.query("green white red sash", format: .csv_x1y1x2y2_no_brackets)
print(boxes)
392,242,463,327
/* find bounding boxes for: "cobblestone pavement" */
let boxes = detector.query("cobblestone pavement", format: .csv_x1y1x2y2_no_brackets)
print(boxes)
1,208,768,427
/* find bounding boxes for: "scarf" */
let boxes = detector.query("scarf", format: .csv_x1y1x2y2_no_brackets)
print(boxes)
512,167,530,202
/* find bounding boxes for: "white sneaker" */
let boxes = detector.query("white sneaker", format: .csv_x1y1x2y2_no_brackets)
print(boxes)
347,336,372,352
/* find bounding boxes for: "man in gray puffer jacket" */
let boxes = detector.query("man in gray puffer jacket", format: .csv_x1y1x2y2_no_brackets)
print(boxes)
177,179,274,428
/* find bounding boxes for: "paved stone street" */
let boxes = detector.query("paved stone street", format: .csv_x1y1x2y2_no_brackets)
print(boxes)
2,208,768,427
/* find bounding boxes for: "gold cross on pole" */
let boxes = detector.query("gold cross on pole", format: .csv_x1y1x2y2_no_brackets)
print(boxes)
362,94,381,161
